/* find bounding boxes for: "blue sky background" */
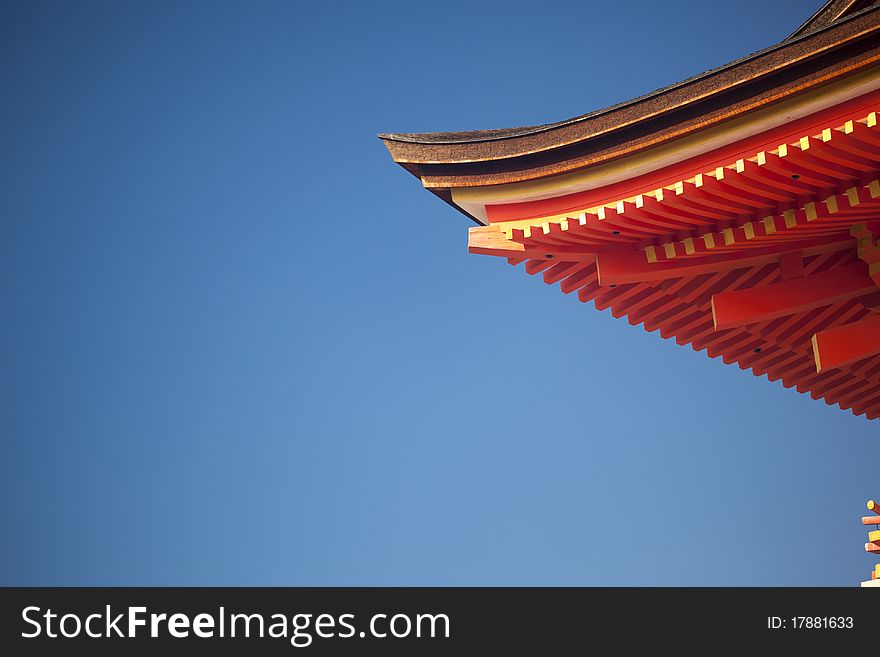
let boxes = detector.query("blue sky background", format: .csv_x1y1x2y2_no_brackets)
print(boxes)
2,0,876,586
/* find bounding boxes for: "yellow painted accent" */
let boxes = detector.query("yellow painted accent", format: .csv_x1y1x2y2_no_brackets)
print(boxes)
869,500,877,511
804,202,817,221
846,187,860,207
844,120,854,134
645,245,657,264
495,176,870,255
870,530,880,543
799,135,811,151
868,112,877,128
821,127,832,142
778,142,789,158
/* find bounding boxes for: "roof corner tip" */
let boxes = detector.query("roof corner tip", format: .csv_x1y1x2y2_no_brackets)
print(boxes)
785,0,871,41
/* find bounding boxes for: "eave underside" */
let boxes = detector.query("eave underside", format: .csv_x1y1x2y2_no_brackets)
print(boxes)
383,3,880,419
467,104,880,419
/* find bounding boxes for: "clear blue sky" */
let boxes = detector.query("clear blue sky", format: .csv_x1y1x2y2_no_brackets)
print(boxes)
2,0,876,586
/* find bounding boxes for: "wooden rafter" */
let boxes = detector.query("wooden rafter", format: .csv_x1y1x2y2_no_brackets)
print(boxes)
711,261,878,330
594,237,854,286
812,313,880,371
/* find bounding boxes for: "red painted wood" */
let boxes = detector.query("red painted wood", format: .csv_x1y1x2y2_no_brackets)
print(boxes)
813,313,880,371
471,94,880,417
779,252,804,280
595,236,853,286
711,262,878,330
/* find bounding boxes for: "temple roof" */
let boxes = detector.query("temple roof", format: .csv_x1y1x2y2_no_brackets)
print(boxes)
381,2,880,419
